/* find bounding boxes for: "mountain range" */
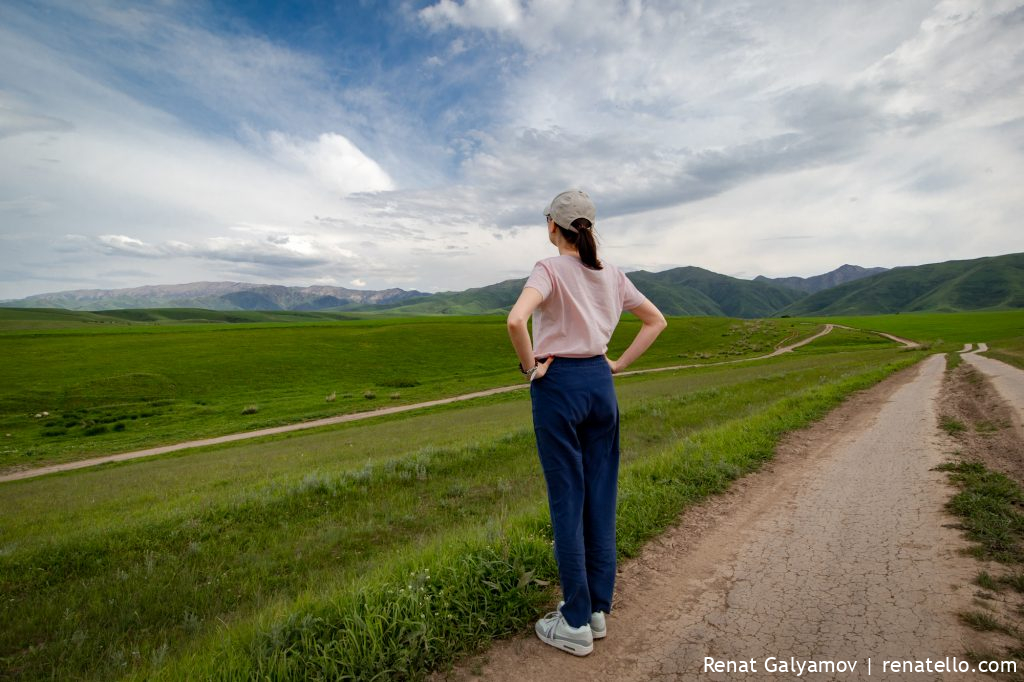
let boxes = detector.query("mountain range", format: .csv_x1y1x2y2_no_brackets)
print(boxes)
4,253,1023,318
2,281,424,312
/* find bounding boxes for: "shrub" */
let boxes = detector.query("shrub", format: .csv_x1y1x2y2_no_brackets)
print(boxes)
363,391,376,400
390,392,401,400
325,392,336,403
242,405,259,415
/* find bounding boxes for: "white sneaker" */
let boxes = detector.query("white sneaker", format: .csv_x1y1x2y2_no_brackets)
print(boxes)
558,601,607,639
535,611,594,656
590,610,607,639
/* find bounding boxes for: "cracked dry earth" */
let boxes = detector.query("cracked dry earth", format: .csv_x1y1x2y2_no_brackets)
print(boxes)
441,353,994,681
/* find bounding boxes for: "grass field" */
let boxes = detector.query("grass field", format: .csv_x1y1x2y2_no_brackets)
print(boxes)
0,312,821,470
3,309,1022,680
0,326,918,680
823,310,1024,370
823,311,1024,350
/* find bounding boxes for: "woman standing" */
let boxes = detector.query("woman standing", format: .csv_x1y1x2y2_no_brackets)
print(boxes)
507,189,667,656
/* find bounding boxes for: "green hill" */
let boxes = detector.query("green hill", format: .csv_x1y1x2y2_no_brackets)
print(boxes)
781,252,1024,316
358,266,805,318
626,266,805,318
357,278,528,315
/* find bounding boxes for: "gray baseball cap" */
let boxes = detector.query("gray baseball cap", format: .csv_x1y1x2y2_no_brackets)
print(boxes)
544,189,596,233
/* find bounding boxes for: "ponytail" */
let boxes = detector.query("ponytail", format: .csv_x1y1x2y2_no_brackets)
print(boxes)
557,218,603,270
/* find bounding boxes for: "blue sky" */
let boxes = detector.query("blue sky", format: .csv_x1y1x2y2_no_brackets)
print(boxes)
1,0,1023,299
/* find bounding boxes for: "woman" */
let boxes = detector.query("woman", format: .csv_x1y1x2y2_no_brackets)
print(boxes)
507,189,667,656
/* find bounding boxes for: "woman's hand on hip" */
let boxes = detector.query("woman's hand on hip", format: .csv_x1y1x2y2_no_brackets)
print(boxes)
605,355,621,374
530,356,555,382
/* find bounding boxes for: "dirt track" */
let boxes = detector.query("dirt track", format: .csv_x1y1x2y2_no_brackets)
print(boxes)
442,353,992,680
0,323,850,483
962,344,1024,440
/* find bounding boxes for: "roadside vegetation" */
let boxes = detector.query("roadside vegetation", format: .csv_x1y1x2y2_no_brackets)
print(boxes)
939,461,1024,675
937,353,1024,676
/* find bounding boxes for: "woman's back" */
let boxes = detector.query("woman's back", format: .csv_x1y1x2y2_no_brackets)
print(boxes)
526,255,647,358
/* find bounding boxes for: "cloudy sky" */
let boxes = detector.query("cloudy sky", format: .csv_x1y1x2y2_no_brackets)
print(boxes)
1,0,1022,300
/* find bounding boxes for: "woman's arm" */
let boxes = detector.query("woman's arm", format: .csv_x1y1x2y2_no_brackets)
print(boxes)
507,287,553,381
607,299,667,373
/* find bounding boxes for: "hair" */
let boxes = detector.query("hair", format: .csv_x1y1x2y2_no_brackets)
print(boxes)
556,218,603,270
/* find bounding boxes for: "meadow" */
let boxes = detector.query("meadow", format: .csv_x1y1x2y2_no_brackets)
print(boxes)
826,310,1024,369
1,309,1021,680
0,311,818,470
825,310,1024,349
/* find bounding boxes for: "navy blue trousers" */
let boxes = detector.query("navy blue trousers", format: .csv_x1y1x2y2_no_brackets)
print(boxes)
530,356,620,628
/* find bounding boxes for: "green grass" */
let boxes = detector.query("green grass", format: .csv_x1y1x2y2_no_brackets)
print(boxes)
976,570,1001,592
987,337,1024,371
959,610,1014,635
789,325,899,353
1,342,921,681
936,461,1024,563
940,416,968,435
0,306,365,330
0,315,823,469
822,310,1024,350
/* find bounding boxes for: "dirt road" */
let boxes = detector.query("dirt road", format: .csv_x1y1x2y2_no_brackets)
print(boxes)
0,324,860,483
962,343,1024,439
444,353,989,680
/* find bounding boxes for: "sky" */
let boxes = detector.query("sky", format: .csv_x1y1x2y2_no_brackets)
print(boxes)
1,0,1023,300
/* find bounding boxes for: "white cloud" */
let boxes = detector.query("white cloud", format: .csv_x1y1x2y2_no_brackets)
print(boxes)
1,1,1023,300
265,132,394,195
350,278,367,287
420,0,524,32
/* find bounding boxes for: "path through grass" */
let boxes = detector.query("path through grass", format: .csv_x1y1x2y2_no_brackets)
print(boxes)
1,342,920,681
0,315,820,469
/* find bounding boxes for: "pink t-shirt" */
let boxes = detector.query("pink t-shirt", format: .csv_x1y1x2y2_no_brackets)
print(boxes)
524,255,647,358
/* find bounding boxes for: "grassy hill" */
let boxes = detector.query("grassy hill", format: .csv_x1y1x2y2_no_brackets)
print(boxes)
781,252,1024,316
380,255,1024,318
358,266,805,318
355,278,528,315
626,266,805,318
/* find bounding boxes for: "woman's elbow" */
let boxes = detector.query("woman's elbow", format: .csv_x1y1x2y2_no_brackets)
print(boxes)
644,309,667,330
506,314,527,333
